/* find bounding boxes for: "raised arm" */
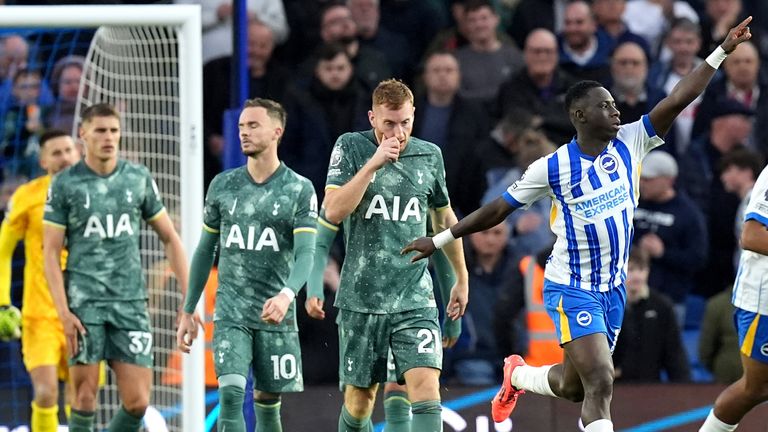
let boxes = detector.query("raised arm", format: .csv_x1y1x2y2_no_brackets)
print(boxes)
649,17,753,137
402,197,516,262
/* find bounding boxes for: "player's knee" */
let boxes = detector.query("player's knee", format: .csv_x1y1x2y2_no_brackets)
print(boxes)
345,387,376,418
581,368,614,402
219,385,246,409
405,378,440,402
122,394,149,417
74,390,98,411
33,381,59,407
557,380,585,403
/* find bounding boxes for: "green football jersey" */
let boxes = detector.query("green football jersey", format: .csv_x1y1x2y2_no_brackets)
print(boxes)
43,160,165,309
204,163,318,331
326,130,450,314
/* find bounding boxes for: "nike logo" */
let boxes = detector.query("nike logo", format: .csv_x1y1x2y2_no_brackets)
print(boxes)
228,198,237,215
84,192,90,209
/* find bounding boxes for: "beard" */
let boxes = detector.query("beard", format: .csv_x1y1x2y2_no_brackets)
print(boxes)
337,35,357,46
241,142,265,157
615,76,645,92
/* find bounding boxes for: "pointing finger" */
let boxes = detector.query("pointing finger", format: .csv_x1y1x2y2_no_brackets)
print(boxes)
736,16,752,30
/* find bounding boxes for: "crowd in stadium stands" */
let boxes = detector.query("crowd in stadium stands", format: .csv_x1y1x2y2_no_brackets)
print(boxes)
3,0,768,389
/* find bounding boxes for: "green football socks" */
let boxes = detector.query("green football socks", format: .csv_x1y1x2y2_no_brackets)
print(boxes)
338,405,372,432
68,409,95,432
411,400,442,432
107,406,143,432
218,385,246,432
255,398,282,432
383,390,411,432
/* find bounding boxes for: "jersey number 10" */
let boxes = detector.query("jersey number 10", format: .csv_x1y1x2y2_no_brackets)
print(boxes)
270,354,297,380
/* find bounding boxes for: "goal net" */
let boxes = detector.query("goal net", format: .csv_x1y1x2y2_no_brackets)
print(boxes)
0,6,204,432
78,25,184,430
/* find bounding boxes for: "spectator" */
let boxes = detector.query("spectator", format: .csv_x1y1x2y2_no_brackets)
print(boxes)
592,0,651,57
413,50,489,217
518,243,563,367
0,34,28,83
613,248,691,383
496,28,577,145
448,222,525,386
557,0,613,84
719,147,764,265
699,0,748,59
692,42,768,153
634,151,707,327
315,3,391,91
504,132,557,255
680,100,753,298
280,43,369,199
609,41,665,123
648,18,705,157
484,130,557,256
45,55,84,132
175,0,289,63
455,0,523,107
0,35,54,112
479,108,538,190
202,20,291,189
276,0,337,66
1,69,46,179
348,0,411,81
698,286,743,384
378,0,448,66
622,0,699,57
721,148,764,233
425,0,471,54
507,0,566,48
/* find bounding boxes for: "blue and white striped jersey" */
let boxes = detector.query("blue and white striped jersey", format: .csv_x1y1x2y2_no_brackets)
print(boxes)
503,115,664,292
732,164,768,315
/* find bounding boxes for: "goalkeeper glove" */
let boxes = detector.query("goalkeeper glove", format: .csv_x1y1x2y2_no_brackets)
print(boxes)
0,305,21,341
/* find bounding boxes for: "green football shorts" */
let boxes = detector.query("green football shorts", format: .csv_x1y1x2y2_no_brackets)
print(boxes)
71,300,153,368
337,307,442,388
213,320,304,393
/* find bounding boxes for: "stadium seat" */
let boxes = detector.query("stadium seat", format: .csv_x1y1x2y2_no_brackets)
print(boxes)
684,294,707,330
681,329,714,383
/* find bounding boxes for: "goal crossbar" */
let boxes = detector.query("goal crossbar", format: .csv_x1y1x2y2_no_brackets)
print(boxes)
0,6,205,432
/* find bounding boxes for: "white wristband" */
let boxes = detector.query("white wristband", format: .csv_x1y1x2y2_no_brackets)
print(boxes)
432,229,456,249
280,287,296,302
705,46,728,69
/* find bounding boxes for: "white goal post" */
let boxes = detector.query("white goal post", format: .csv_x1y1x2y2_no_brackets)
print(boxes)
0,5,205,432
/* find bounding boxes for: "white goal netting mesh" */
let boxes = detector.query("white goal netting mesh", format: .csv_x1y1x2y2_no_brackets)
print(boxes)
77,26,184,431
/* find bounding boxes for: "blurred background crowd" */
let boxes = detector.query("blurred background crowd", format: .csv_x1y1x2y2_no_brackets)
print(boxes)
2,0,768,390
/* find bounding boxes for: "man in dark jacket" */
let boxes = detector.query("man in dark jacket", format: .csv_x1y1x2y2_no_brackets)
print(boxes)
613,249,691,383
413,50,489,217
496,28,576,145
202,20,291,189
634,151,708,327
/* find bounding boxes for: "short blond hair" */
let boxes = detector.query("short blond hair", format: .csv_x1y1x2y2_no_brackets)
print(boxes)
372,79,414,109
